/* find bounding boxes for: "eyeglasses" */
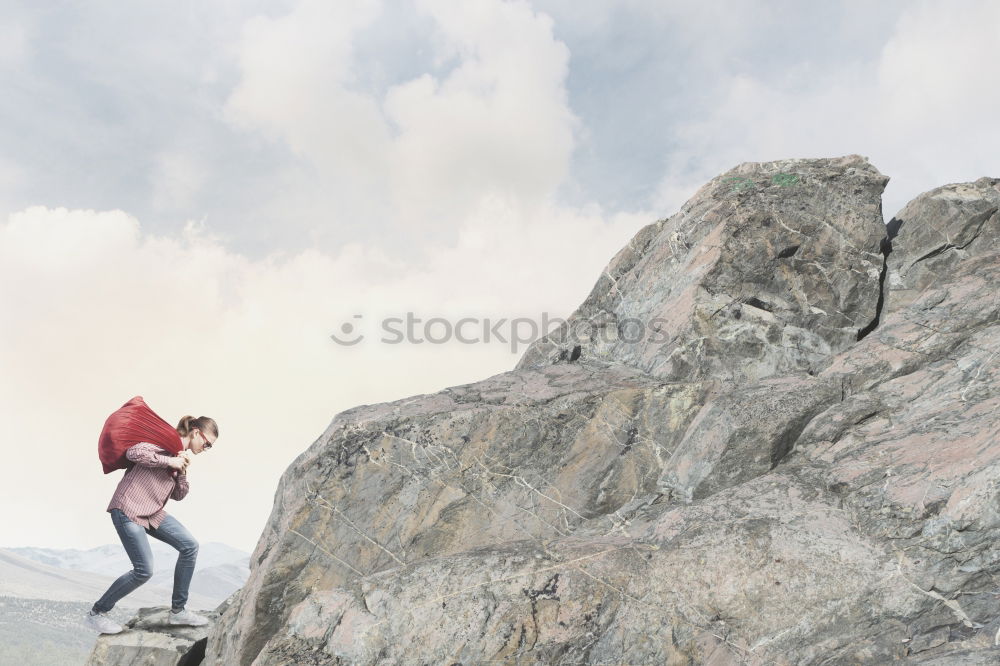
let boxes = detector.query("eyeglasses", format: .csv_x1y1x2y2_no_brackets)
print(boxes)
199,430,215,449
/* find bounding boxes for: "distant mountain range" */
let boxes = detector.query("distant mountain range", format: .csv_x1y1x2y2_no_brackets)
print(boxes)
1,542,249,610
0,543,251,665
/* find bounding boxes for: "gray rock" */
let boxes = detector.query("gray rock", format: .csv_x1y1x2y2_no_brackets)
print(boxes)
89,155,1000,665
85,606,221,665
516,154,889,385
885,177,1000,315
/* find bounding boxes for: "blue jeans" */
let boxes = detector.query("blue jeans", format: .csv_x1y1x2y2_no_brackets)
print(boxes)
92,508,199,614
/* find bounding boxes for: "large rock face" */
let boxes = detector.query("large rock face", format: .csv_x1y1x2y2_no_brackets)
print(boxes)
90,156,1000,665
516,155,890,384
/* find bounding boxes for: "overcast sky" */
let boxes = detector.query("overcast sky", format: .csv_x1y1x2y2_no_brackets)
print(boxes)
1,0,997,554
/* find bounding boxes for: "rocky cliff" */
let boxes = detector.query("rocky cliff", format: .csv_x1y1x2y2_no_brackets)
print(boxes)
89,155,1000,665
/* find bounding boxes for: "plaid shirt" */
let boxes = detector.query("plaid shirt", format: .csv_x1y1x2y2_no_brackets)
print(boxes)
106,442,189,529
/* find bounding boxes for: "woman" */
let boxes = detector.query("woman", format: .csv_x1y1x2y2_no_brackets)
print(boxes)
85,414,219,634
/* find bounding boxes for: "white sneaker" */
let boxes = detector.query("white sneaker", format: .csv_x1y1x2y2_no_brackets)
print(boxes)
85,610,123,634
168,608,210,626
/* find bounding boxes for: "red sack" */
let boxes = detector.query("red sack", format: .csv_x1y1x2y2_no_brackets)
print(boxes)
98,396,183,474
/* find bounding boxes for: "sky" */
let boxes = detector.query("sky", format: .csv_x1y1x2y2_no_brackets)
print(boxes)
1,0,998,554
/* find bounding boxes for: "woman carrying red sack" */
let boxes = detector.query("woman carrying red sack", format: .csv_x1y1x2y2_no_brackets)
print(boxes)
85,397,219,635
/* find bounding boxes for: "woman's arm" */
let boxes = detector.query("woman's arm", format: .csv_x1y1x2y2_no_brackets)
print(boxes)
171,470,190,501
125,442,174,468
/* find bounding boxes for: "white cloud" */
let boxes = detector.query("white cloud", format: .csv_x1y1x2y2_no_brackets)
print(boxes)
384,0,577,230
224,0,581,233
879,1,1000,131
223,0,392,225
648,0,1000,221
0,19,30,69
151,151,210,211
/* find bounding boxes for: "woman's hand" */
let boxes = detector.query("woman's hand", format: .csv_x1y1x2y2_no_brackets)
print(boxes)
167,455,189,471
